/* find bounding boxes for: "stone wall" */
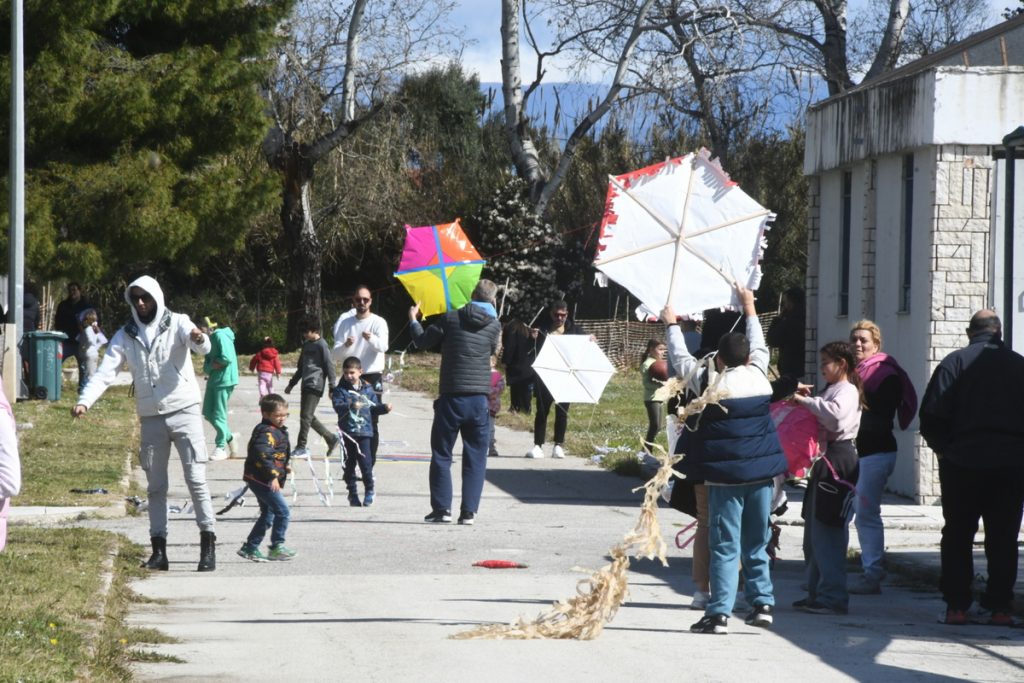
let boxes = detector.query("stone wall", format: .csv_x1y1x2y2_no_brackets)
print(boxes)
917,144,994,501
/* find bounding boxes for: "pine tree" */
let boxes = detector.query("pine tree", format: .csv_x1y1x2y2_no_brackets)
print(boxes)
0,0,292,281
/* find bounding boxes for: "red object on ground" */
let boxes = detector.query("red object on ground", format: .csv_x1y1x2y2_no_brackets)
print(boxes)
472,560,529,569
648,359,669,381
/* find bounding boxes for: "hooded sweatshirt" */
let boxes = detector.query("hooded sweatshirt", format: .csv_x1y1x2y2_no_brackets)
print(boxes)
203,327,238,389
76,276,211,416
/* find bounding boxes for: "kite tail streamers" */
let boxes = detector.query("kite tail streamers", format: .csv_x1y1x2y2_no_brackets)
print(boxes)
452,385,727,641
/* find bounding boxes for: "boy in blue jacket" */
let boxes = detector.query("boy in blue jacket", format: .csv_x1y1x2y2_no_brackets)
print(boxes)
332,356,392,507
238,394,296,562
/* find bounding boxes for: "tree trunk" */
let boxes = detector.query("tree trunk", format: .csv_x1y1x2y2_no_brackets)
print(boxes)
279,141,324,347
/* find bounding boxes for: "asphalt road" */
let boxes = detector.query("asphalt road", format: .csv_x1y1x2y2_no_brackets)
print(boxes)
83,375,1024,683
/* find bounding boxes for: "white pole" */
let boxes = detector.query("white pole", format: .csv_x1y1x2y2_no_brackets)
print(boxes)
8,0,24,399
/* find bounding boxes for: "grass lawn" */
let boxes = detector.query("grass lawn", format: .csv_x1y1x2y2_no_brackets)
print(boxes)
13,384,138,506
393,351,664,475
1,381,165,680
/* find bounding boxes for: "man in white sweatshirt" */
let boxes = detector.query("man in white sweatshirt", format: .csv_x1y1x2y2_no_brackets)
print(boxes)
72,276,218,572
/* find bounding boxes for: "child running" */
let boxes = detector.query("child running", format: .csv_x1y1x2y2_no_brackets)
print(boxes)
249,336,282,398
791,341,863,615
238,394,296,562
332,356,391,507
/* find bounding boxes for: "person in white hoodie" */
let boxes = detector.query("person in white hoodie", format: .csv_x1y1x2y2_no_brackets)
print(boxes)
72,276,218,572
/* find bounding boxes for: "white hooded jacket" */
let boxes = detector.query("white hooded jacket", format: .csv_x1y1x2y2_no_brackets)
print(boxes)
77,276,211,417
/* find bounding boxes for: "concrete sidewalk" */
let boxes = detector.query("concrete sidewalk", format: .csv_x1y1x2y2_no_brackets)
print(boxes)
26,371,1024,681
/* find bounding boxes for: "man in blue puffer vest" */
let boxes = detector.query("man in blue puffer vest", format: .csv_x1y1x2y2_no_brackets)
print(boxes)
663,285,788,635
409,279,501,526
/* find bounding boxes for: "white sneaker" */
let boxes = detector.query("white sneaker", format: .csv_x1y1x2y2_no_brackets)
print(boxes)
292,447,310,459
551,444,566,459
690,589,710,610
227,433,242,458
210,447,228,462
526,445,545,459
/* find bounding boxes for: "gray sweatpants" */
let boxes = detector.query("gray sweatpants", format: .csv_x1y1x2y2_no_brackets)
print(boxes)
139,404,215,537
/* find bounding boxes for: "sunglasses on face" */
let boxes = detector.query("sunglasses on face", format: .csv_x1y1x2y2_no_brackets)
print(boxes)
129,291,154,303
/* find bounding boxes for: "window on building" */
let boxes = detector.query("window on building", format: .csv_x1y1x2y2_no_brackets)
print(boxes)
839,170,852,316
899,154,914,312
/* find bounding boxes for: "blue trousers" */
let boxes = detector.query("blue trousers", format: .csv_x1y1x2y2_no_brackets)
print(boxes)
706,481,776,616
853,451,896,581
343,434,374,494
429,394,489,514
246,482,290,548
803,491,852,611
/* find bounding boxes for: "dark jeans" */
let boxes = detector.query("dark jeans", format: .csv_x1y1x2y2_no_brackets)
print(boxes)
643,400,664,453
297,390,337,450
61,339,87,392
246,482,290,548
509,381,533,414
534,383,569,446
343,434,374,494
938,459,1024,611
362,372,383,465
429,394,489,514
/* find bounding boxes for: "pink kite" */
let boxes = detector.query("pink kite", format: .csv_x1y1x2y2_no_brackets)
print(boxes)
770,401,820,478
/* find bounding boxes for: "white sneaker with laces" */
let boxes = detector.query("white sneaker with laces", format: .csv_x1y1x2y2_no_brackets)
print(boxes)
526,445,545,459
292,447,310,459
551,444,566,459
210,447,228,462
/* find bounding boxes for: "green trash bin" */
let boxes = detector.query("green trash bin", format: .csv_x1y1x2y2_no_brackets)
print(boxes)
24,331,67,401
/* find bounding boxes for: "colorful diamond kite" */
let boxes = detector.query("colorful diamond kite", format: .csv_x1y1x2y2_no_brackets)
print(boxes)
394,219,486,317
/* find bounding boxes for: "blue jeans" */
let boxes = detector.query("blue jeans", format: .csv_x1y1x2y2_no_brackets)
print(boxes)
804,488,852,611
706,481,776,616
246,482,290,548
430,394,489,514
853,451,896,581
343,434,374,494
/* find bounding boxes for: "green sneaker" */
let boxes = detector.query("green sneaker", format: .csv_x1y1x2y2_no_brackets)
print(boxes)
237,545,269,563
269,544,297,561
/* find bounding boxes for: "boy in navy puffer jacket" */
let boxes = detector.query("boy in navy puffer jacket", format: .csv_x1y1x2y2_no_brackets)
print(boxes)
238,394,296,562
332,356,392,507
663,284,787,635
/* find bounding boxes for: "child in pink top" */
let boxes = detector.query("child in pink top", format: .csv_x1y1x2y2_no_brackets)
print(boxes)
249,337,283,398
791,341,863,615
488,356,506,457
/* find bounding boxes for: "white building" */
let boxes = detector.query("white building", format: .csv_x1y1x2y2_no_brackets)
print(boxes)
803,15,1024,503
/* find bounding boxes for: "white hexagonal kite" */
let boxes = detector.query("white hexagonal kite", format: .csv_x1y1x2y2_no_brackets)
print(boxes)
532,335,615,404
595,149,774,317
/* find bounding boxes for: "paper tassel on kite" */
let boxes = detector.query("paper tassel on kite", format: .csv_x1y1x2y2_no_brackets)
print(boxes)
394,219,486,317
451,384,726,641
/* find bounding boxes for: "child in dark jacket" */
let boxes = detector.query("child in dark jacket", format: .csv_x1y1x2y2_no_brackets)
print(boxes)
238,394,296,562
284,318,339,458
332,356,391,507
249,336,282,398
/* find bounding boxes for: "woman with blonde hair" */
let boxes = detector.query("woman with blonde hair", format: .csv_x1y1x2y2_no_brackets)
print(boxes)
847,320,917,595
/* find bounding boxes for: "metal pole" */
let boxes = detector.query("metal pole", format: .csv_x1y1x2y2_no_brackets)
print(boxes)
8,0,24,396
1007,145,1016,349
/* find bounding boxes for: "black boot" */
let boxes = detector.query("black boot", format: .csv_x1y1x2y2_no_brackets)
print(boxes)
197,531,216,572
142,536,169,571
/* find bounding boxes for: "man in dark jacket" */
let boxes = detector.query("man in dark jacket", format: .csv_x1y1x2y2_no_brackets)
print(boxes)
919,310,1024,626
663,285,788,635
410,279,501,525
54,282,93,391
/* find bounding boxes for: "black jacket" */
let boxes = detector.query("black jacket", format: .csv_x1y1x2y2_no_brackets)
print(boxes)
411,303,500,395
919,332,1024,468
